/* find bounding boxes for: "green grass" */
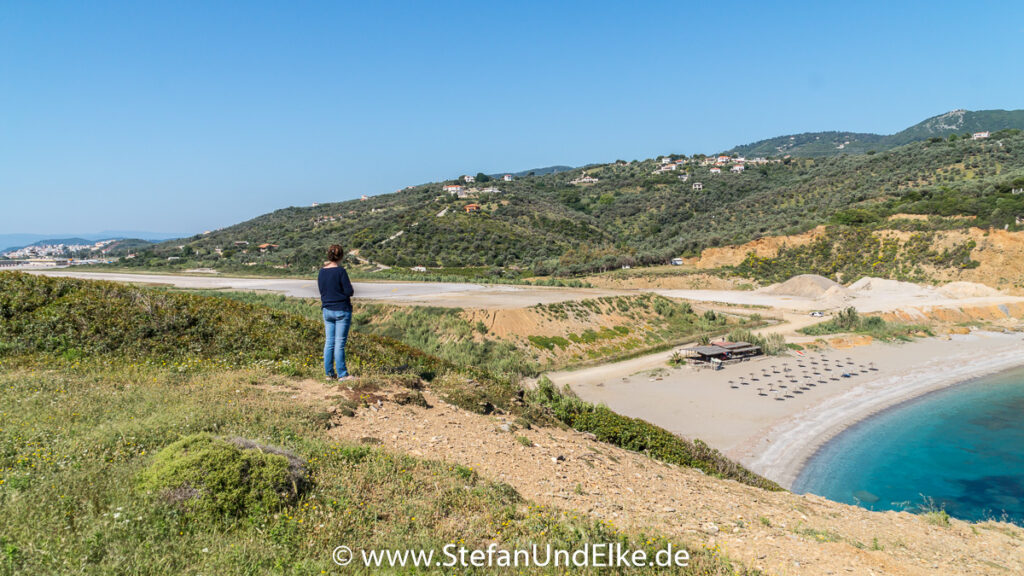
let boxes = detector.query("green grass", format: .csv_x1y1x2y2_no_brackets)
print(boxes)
0,273,527,417
0,272,318,365
0,364,763,575
352,304,538,381
164,289,541,383
918,497,953,528
527,335,571,351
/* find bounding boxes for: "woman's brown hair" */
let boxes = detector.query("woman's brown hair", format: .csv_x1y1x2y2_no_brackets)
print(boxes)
326,244,344,263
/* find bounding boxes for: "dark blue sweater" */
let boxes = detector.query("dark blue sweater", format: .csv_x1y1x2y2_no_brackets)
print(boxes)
317,266,354,311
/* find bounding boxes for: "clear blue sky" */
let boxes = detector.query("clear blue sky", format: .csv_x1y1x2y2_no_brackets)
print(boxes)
2,1,1022,236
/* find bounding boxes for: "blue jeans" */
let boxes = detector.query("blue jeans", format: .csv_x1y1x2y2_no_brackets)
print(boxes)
323,308,351,378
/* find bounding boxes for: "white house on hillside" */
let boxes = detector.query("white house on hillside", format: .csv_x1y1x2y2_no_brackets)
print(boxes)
503,174,514,181
692,182,703,190
570,174,600,185
972,131,990,140
731,165,744,173
463,174,476,183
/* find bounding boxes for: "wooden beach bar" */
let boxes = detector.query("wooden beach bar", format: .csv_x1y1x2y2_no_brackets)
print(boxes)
681,341,763,368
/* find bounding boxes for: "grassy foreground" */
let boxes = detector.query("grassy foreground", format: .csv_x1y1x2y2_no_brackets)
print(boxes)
0,271,781,573
0,364,758,575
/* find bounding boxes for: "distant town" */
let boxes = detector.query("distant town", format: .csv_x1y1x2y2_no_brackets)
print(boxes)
0,239,118,268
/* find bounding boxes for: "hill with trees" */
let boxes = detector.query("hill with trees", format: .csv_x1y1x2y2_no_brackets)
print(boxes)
728,109,1024,157
111,116,1024,280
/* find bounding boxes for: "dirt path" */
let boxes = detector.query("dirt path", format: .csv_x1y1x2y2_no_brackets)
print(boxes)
265,380,1024,576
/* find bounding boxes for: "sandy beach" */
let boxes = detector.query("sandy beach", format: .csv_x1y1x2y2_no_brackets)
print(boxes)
554,331,1024,488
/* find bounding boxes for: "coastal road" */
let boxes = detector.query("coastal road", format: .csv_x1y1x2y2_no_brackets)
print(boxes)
25,270,626,309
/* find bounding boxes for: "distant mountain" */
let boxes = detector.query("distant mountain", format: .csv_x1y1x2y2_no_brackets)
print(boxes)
26,237,95,247
93,230,187,241
0,231,185,252
489,165,575,178
729,109,1024,157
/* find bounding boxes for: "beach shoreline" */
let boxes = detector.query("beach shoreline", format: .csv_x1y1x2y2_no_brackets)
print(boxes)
742,331,1024,488
555,331,1024,488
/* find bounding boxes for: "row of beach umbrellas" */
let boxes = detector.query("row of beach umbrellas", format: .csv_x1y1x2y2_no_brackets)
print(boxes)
727,355,878,401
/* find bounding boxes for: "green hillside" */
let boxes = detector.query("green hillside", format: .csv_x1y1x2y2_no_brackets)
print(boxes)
114,124,1024,278
729,109,1024,157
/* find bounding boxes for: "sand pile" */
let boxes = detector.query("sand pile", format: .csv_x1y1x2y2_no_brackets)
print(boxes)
846,277,936,298
760,274,847,299
848,277,1003,300
937,281,1002,298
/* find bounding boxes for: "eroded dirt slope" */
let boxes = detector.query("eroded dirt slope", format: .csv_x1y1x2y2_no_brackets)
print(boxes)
268,380,1024,576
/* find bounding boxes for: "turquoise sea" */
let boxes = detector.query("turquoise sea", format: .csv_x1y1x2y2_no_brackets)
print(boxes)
793,365,1024,525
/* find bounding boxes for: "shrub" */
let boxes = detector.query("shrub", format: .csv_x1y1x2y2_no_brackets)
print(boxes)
924,510,951,527
527,335,570,351
799,307,930,341
725,328,787,355
138,434,308,521
0,272,319,363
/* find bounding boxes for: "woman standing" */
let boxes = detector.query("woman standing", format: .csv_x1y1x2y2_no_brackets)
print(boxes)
318,244,355,380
